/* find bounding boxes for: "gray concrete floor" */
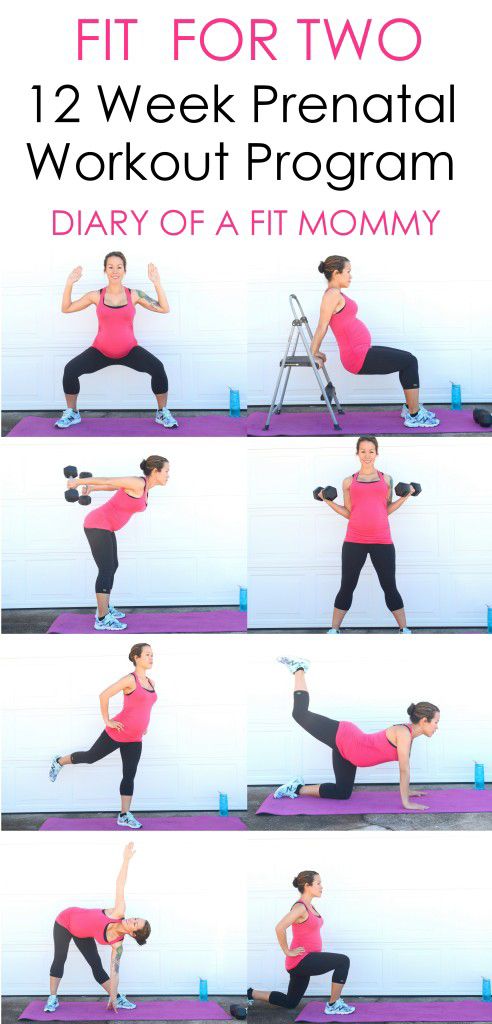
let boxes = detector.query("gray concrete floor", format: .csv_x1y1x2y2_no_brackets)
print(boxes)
1,606,239,634
2,409,246,435
1,995,243,1024
247,786,492,832
246,995,487,1024
1,809,249,831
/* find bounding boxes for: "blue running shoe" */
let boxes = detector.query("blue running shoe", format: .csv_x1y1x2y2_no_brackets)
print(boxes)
156,408,178,428
324,999,355,1015
399,627,412,634
277,656,310,673
327,628,340,634
49,757,63,782
55,409,81,429
44,996,59,1013
109,605,126,619
274,776,304,800
116,995,137,1009
403,406,439,428
117,812,142,829
94,613,127,632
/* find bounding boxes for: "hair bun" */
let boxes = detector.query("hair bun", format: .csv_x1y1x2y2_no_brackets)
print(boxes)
407,703,416,717
292,876,299,889
139,459,148,473
318,261,326,274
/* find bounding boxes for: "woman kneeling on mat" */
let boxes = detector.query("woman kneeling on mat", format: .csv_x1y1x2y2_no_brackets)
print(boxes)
248,870,354,1016
274,657,440,812
44,842,150,1014
66,454,169,631
49,643,157,830
56,252,178,430
320,435,414,633
312,256,439,428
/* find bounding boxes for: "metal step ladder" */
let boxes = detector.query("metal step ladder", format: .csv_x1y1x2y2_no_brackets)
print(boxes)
263,294,344,430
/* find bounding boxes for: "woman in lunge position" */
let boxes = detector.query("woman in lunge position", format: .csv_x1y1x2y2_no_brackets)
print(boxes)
44,843,150,1013
248,870,354,1015
311,256,439,428
49,643,157,829
66,455,169,631
274,657,440,811
56,252,178,429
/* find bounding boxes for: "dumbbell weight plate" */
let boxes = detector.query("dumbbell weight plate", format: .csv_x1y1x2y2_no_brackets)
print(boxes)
78,495,92,506
63,465,78,479
395,482,411,497
79,472,92,479
64,489,79,503
322,486,337,501
410,482,422,496
313,487,324,502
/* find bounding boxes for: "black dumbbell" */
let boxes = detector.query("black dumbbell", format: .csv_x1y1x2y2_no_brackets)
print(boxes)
64,466,93,505
313,485,338,502
395,481,422,497
473,407,492,428
230,1006,248,1021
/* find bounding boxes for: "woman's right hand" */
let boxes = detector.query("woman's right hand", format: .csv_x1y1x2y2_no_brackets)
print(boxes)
107,996,119,1013
286,947,305,957
124,842,136,860
67,266,82,285
106,719,125,732
314,352,326,366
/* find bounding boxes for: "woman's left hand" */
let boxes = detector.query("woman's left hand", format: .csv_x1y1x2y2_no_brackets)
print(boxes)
81,483,94,496
107,997,119,1013
148,263,160,285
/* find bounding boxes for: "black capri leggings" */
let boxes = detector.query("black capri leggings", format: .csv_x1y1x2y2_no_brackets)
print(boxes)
84,528,118,594
358,345,419,390
335,541,403,613
63,346,168,395
269,952,350,1009
50,921,109,984
71,729,142,796
292,691,356,800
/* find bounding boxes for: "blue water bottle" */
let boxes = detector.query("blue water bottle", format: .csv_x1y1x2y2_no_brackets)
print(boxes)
487,606,492,634
199,979,208,1002
482,978,491,1002
451,382,462,410
229,388,241,418
239,586,248,612
475,763,485,790
219,792,229,816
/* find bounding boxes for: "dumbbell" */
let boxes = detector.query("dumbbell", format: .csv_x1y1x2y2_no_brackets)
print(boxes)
395,481,422,497
64,465,93,505
473,407,492,428
313,485,338,502
230,1006,248,1021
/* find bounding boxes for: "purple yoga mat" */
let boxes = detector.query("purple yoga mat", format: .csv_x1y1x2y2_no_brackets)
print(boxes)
47,611,247,634
247,408,487,436
295,1001,492,1023
40,815,247,831
257,788,492,816
8,415,246,438
19,999,231,1021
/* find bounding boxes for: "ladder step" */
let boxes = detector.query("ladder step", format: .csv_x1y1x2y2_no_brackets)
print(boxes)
280,356,312,367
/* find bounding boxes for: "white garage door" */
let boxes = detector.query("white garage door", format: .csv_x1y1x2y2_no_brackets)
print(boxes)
1,635,247,813
248,833,492,995
1,833,246,994
2,437,247,608
248,437,492,628
247,634,492,784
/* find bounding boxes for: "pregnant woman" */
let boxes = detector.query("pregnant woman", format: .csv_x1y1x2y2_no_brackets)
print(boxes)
56,252,178,429
49,643,157,829
44,843,150,1013
66,454,169,631
311,256,439,428
248,870,354,1015
274,657,440,810
318,435,414,633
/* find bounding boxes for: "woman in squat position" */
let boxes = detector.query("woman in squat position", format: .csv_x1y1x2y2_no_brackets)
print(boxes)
66,455,169,631
274,657,440,811
311,256,439,428
56,252,178,429
49,643,157,830
318,435,414,633
44,843,150,1014
248,870,354,1016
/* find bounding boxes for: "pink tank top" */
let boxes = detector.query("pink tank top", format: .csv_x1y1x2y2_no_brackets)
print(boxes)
345,471,392,545
92,287,137,359
106,673,157,743
329,293,371,373
84,481,148,532
56,907,124,946
286,900,324,972
336,722,412,767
